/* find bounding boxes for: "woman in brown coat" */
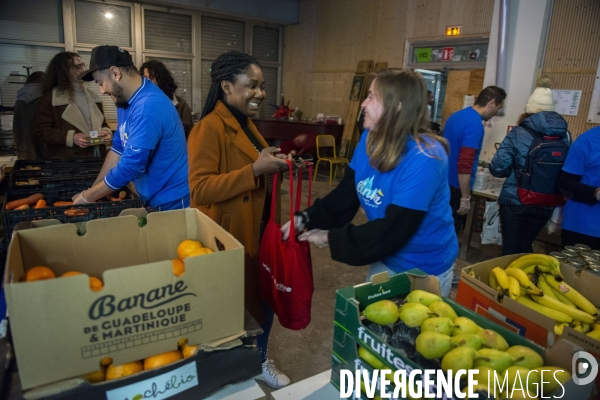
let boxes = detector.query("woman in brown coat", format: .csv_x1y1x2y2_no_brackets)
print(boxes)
188,51,290,388
33,52,112,159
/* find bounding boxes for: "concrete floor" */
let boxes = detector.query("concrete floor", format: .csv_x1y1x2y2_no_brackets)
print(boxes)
255,169,560,398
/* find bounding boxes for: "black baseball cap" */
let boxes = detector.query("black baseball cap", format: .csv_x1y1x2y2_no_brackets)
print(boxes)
79,45,134,81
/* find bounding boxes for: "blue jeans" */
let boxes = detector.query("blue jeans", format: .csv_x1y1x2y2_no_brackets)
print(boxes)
156,194,190,211
499,204,552,255
366,261,453,297
257,301,274,362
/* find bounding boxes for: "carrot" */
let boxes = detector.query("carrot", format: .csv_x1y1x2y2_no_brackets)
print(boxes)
6,193,44,210
35,199,47,208
65,208,89,217
107,191,127,202
15,204,30,210
53,201,73,207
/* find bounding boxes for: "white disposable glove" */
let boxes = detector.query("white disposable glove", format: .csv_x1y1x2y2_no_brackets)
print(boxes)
457,197,471,215
280,211,308,240
298,229,329,248
72,190,92,205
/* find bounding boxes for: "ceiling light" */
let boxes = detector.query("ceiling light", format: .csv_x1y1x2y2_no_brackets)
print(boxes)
105,12,113,19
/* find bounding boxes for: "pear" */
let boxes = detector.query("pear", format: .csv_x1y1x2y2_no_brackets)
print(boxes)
502,366,540,395
478,329,509,351
474,348,514,372
441,346,477,371
452,316,482,336
358,346,386,370
506,345,544,370
421,317,454,336
360,380,383,400
471,366,496,386
428,301,458,320
363,300,399,326
451,333,484,350
398,302,432,327
531,366,571,394
415,331,453,360
462,384,495,399
405,289,442,307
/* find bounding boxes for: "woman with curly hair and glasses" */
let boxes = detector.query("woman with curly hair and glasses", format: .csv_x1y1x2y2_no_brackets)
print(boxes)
32,52,112,159
140,60,193,138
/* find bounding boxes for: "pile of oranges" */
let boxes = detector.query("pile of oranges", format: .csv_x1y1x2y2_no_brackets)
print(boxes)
21,239,214,284
83,338,199,383
22,266,104,292
171,239,213,277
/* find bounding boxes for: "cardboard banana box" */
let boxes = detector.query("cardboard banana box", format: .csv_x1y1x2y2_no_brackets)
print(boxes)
3,208,245,390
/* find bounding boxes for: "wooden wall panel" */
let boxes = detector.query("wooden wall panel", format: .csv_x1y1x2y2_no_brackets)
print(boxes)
545,73,596,137
284,0,494,119
541,0,600,137
442,69,484,122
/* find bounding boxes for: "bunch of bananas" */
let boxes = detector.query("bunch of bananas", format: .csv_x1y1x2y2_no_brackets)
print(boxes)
486,254,599,337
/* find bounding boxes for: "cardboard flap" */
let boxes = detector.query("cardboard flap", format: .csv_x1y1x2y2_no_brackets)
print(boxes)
369,272,389,285
13,219,63,233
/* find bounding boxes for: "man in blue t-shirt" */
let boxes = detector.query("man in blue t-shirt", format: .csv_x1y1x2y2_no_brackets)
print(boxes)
559,126,600,248
73,45,189,210
443,86,506,233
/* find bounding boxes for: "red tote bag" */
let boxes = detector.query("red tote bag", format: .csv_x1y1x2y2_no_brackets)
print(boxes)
258,160,314,330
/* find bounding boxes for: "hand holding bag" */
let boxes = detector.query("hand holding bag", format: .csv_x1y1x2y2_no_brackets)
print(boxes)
258,161,314,330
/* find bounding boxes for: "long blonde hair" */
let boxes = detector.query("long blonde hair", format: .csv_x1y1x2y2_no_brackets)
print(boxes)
366,69,449,172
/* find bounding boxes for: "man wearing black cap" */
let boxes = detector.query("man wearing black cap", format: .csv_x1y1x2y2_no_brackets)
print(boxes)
73,45,189,210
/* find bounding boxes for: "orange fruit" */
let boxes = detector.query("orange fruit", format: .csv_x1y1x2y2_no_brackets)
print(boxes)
100,357,113,368
23,266,56,282
61,271,82,277
105,361,143,380
182,344,198,359
186,247,213,258
172,259,185,277
89,277,103,292
83,369,105,383
177,240,203,259
143,350,183,370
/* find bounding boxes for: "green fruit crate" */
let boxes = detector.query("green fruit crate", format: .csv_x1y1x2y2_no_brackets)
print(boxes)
330,269,594,400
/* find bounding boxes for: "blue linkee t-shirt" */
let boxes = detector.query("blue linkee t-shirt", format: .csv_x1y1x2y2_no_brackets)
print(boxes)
562,126,600,238
443,106,484,188
350,132,458,276
106,77,189,208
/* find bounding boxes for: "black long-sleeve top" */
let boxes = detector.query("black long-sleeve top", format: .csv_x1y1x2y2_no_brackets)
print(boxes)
305,167,425,266
558,170,598,205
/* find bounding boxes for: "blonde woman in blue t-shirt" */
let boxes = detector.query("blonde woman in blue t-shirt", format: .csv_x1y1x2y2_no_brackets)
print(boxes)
281,69,458,296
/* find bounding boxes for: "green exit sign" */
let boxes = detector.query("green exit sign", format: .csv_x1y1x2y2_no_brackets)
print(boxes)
415,48,432,63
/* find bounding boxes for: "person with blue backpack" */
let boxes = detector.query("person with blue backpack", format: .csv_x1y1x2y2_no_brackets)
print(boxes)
490,78,570,255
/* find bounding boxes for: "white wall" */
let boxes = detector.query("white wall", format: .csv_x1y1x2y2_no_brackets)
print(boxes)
480,0,553,162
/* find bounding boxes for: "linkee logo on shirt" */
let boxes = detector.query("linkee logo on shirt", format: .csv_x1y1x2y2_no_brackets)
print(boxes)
118,121,129,148
356,176,384,207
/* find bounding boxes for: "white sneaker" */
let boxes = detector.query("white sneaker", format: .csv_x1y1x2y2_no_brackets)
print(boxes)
258,359,291,388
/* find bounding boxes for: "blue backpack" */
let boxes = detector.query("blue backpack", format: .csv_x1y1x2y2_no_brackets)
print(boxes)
516,129,570,207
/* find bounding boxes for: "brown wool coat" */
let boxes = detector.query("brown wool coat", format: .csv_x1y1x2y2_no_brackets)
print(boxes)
174,95,193,139
32,86,110,159
188,101,281,322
